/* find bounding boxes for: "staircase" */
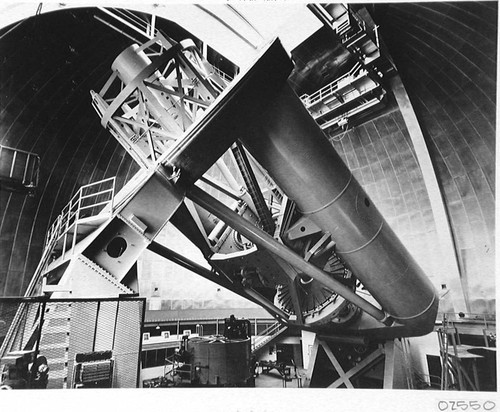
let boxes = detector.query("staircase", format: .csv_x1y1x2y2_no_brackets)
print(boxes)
0,228,61,358
0,177,119,360
251,321,288,354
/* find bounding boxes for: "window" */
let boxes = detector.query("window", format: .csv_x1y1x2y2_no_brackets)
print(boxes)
157,349,166,366
144,350,157,369
141,348,170,369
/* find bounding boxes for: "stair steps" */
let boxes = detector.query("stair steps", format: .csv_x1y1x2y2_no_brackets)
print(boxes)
252,322,288,354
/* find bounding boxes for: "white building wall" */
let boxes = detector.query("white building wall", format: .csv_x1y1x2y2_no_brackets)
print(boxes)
138,223,260,310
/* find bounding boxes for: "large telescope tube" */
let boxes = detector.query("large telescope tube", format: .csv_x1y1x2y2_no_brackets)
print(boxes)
240,85,438,336
99,35,437,336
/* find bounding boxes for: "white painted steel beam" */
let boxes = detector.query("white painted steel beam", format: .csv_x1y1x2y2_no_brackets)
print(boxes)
390,75,468,313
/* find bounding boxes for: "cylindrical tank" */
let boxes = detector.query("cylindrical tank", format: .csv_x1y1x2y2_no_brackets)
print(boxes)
112,44,152,84
240,84,438,336
107,43,184,136
188,336,252,386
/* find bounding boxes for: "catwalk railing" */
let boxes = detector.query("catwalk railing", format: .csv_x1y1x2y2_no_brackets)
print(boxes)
437,312,496,391
251,321,287,353
44,176,116,252
0,144,40,194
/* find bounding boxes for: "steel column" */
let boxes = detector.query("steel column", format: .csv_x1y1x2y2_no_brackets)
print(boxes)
383,340,395,389
231,142,275,234
390,75,467,314
304,335,320,388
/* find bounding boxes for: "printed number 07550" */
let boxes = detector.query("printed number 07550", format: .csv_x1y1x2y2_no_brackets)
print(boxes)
438,400,496,411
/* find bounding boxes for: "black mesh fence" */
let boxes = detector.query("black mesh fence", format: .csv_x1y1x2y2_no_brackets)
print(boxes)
0,296,145,389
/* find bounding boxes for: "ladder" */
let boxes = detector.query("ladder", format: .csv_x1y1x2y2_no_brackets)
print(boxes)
437,315,479,391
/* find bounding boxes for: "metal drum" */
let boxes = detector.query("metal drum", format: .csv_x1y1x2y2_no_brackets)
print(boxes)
188,336,251,386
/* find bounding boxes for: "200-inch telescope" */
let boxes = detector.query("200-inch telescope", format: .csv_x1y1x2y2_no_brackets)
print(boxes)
85,34,437,338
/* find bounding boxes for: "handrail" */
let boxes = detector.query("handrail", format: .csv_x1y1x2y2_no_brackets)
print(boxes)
2,178,117,359
0,226,60,357
209,64,233,84
80,187,114,200
259,321,282,337
0,144,40,188
45,177,116,248
1,178,117,357
437,312,496,327
251,321,286,352
301,63,364,107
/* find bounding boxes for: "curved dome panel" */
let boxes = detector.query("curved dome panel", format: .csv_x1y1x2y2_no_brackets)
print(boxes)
0,4,496,317
0,10,138,295
375,2,496,313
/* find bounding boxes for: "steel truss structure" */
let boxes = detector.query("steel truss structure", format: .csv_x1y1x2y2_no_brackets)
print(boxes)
3,6,442,389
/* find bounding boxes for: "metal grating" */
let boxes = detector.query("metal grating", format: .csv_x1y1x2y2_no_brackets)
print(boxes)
113,300,144,388
0,297,145,389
